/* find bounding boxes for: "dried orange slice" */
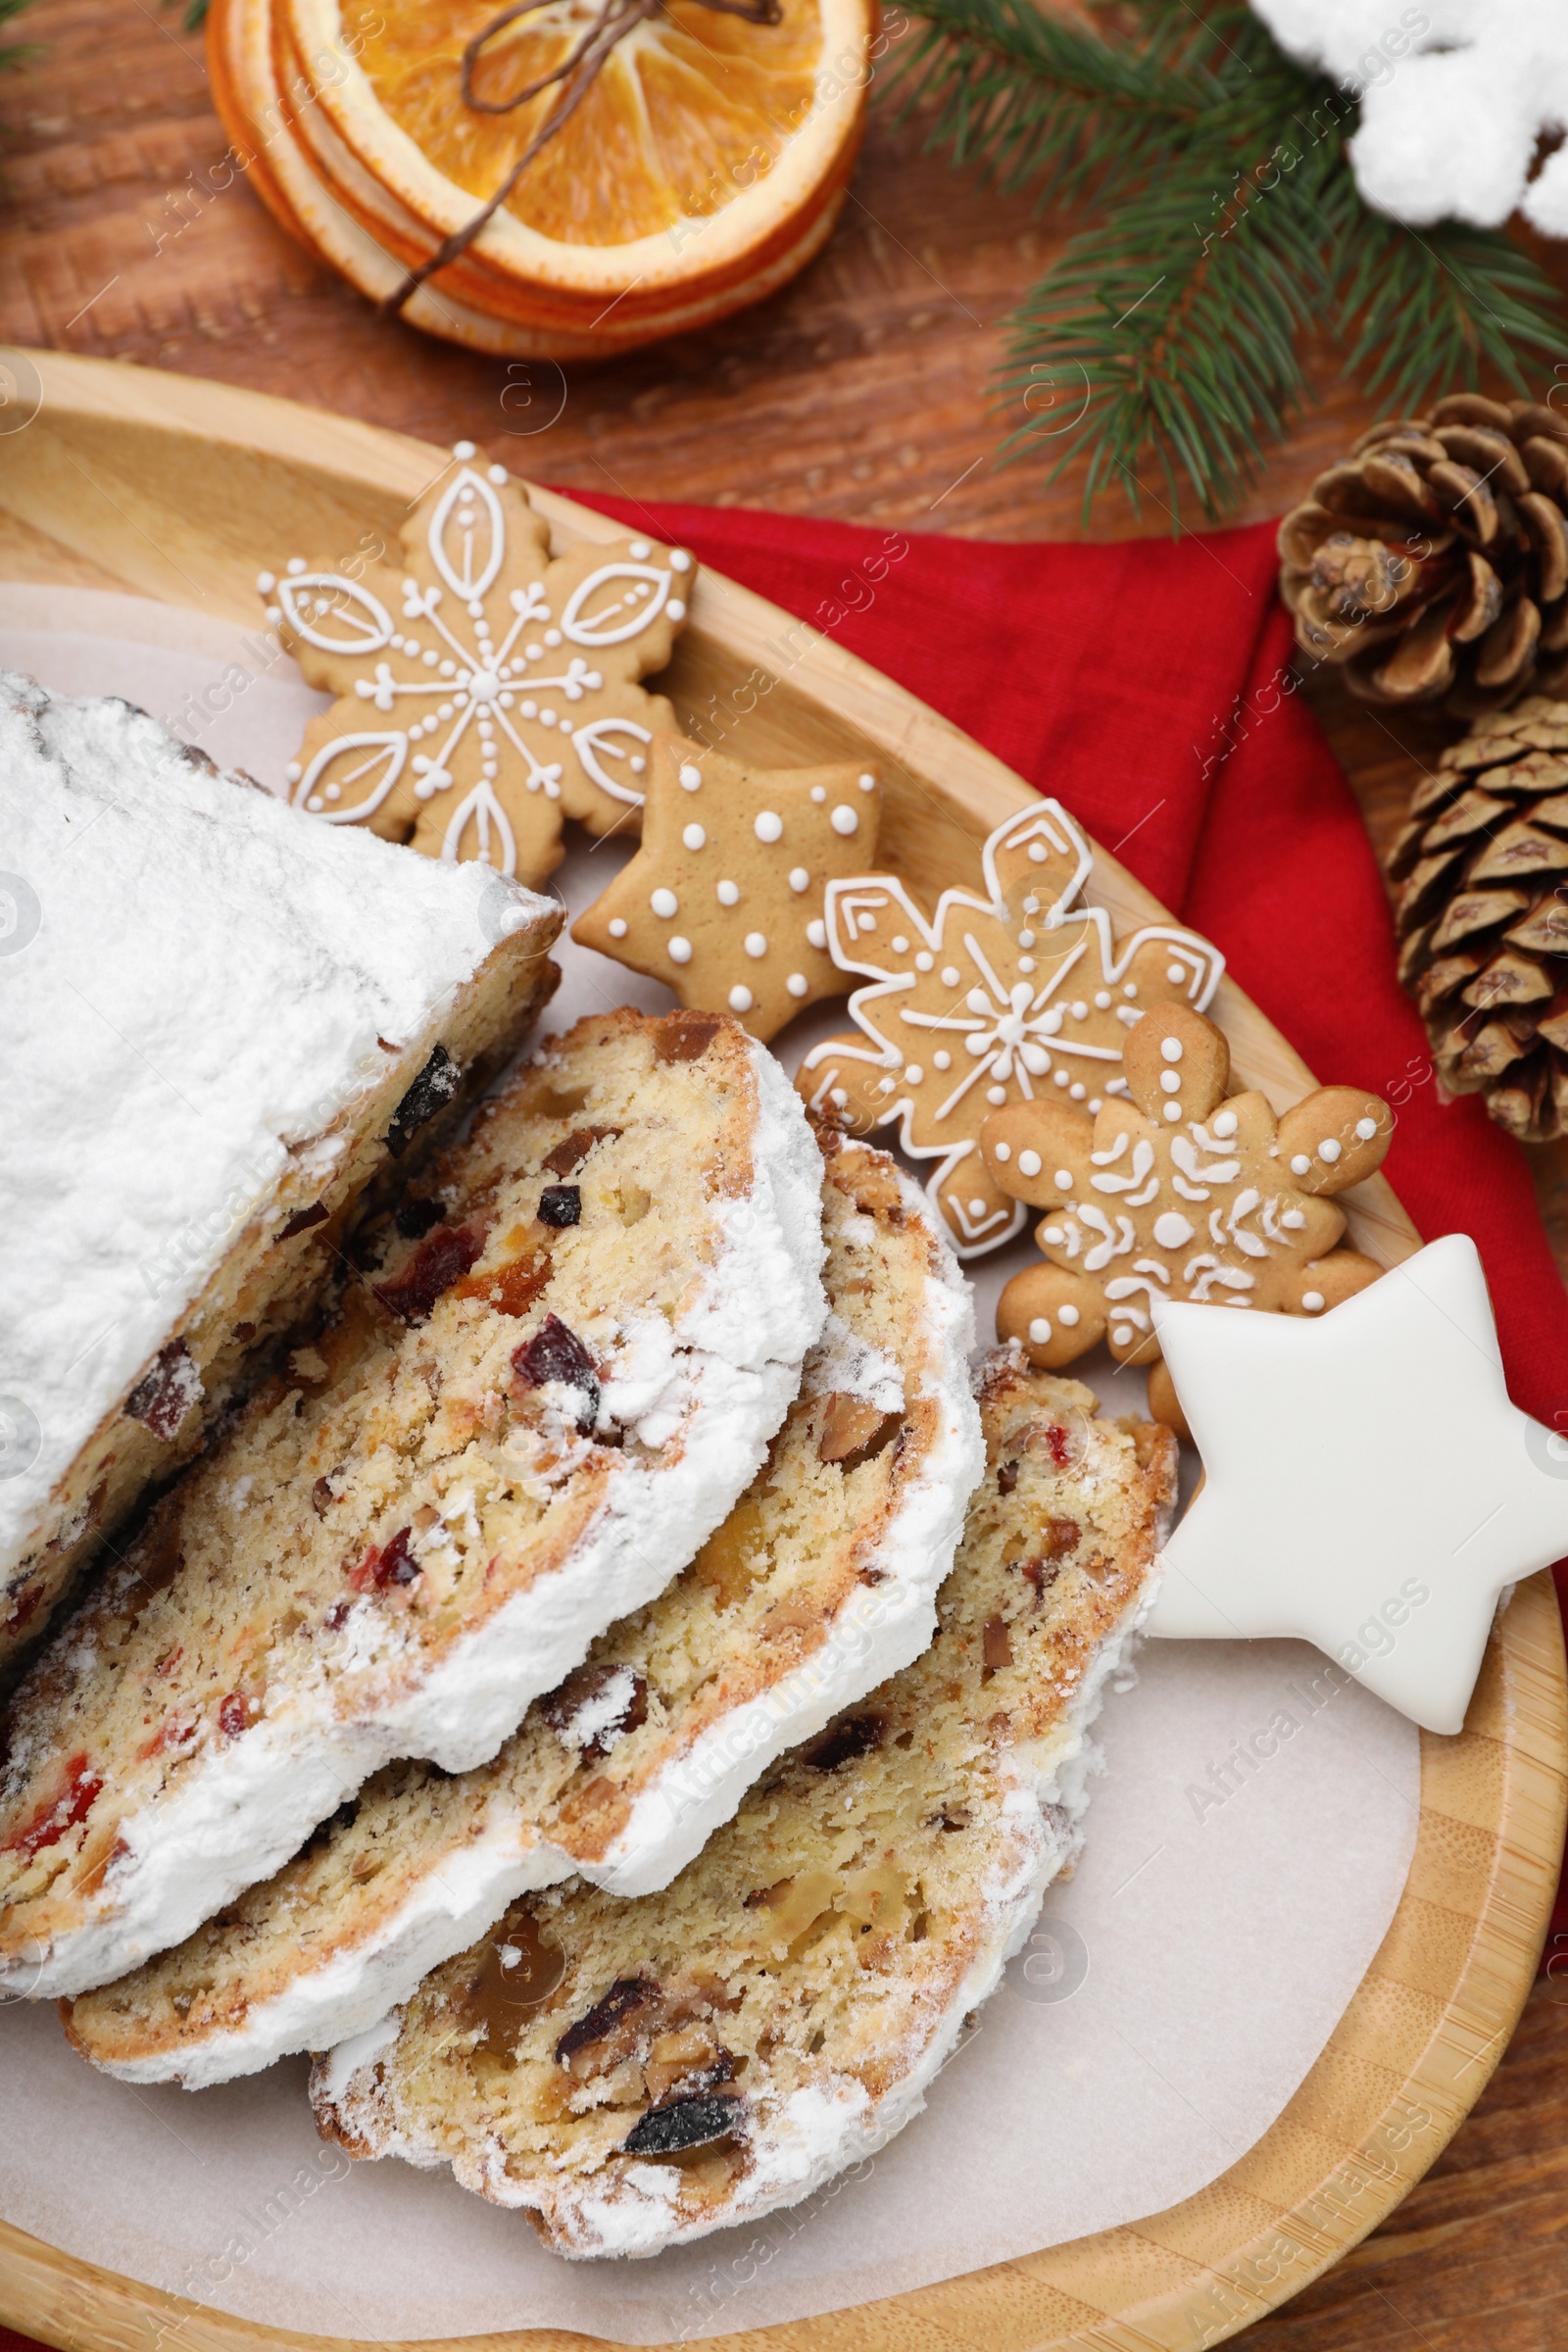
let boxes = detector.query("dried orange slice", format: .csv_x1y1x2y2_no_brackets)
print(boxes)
287,0,870,308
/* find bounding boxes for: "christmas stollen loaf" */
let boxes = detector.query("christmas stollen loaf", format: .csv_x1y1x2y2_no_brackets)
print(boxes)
0,671,561,1670
311,1354,1173,2258
62,1128,981,2085
0,1011,825,1998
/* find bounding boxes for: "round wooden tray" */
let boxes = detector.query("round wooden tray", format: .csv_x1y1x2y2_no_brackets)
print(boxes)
1,347,1564,2352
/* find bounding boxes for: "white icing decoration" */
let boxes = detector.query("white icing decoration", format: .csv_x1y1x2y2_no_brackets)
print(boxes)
830,806,859,836
786,974,808,999
679,763,703,791
1301,1291,1325,1311
292,733,408,825
789,868,809,893
1017,1151,1042,1177
1028,1317,1052,1344
561,562,673,647
729,985,754,1012
807,918,827,950
651,888,678,918
1291,1153,1311,1175
993,1141,1011,1161
1058,1303,1080,1326
1318,1139,1342,1163
682,825,706,851
608,917,627,939
744,933,767,959
1161,1037,1183,1061
1355,1116,1378,1140
755,811,784,843
571,717,653,808
276,573,394,658
428,467,505,603
717,880,741,907
1159,1071,1181,1094
1153,1211,1195,1249
668,937,693,964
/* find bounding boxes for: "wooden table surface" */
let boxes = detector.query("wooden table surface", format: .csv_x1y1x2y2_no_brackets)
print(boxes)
7,5,1568,2344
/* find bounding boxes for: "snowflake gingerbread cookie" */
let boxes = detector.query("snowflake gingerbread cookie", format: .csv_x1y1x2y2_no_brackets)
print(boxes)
793,800,1225,1256
572,735,882,1042
259,443,693,886
980,1001,1393,1431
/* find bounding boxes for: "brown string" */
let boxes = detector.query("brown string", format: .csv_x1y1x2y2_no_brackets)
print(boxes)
383,0,784,317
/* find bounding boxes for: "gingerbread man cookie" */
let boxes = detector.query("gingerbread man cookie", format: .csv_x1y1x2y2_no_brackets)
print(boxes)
793,801,1225,1257
571,734,883,1042
981,1003,1393,1432
260,443,693,887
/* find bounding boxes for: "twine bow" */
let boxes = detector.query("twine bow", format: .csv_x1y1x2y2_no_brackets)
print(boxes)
386,0,784,315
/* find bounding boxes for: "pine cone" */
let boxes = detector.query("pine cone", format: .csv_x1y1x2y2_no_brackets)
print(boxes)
1391,694,1568,1141
1279,395,1568,715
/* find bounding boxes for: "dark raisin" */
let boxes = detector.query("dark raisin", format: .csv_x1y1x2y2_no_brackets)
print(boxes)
556,1976,661,2067
395,1198,447,1242
513,1314,600,1430
278,1201,328,1240
622,2094,742,2156
323,1598,352,1633
386,1045,462,1157
982,1616,1013,1676
124,1341,203,1442
373,1223,485,1321
537,1185,581,1228
311,1477,335,1518
656,1011,721,1062
368,1527,419,1589
542,1126,618,1178
539,1663,648,1761
997,1460,1019,1495
804,1712,885,1773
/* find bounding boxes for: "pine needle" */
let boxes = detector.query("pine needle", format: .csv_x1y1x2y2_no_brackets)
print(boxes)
892,0,1568,523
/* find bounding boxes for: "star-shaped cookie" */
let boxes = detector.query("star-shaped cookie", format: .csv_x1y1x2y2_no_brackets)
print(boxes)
571,736,883,1042
794,801,1225,1257
1148,1235,1566,1734
980,1003,1392,1426
259,442,693,887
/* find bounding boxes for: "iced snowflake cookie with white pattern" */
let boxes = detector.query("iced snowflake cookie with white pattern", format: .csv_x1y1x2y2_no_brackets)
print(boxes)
793,801,1224,1257
260,444,693,887
980,1002,1393,1434
572,735,882,1042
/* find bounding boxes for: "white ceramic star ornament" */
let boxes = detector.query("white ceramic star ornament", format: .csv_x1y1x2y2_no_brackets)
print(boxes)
1148,1234,1568,1734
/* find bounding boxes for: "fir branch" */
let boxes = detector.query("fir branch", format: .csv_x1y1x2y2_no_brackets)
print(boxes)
896,0,1568,522
0,0,38,74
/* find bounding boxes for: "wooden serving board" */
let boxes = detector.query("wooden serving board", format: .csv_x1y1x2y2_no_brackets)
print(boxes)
0,349,1563,2352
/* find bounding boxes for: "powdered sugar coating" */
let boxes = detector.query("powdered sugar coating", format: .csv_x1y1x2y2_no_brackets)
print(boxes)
0,671,553,1592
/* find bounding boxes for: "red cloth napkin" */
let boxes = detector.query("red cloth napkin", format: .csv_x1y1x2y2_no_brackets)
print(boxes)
574,492,1568,1938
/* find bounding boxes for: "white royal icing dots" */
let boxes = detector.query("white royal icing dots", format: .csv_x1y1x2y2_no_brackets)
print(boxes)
1054,1168,1073,1190
906,1062,923,1082
651,888,678,919
728,985,753,1013
1211,1110,1238,1138
682,824,706,851
807,918,827,950
1291,1153,1311,1175
941,965,961,988
1160,1038,1184,1062
1355,1116,1378,1140
755,811,783,843
830,806,859,836
1029,1318,1052,1345
788,867,809,893
933,1051,951,1071
1301,1291,1326,1311
608,917,628,939
667,602,686,621
968,1197,988,1218
786,973,808,998
1153,1211,1195,1249
668,937,693,964
915,951,934,972
1159,1071,1181,1095
717,879,740,906
670,550,692,572
1017,1150,1043,1178
1318,1138,1342,1163
1282,1207,1305,1229
1163,1102,1181,1122
1165,963,1186,983
858,772,876,792
993,1141,1011,1162
628,540,651,559
1058,1304,1081,1327
679,763,703,792
744,932,767,959
987,1085,1006,1104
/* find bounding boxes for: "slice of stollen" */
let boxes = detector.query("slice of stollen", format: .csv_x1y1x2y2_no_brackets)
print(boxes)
0,1010,825,1999
0,670,561,1671
62,1129,982,2085
310,1354,1175,2259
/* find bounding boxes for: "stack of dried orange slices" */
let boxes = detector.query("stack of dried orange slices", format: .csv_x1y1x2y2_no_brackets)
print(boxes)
209,0,872,356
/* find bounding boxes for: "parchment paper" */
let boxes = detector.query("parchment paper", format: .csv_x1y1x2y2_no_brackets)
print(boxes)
0,594,1422,2342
